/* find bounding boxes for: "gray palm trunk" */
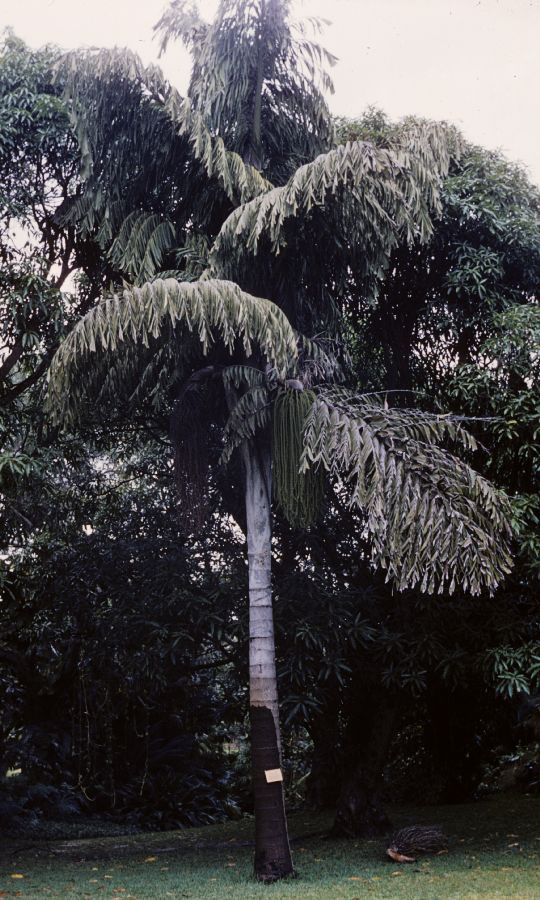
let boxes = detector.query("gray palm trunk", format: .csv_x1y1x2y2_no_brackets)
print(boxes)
242,440,294,880
237,12,294,875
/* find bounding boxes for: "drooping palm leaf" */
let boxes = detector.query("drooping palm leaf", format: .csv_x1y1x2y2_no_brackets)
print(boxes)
164,91,272,200
109,212,178,284
300,388,513,594
47,279,298,425
212,121,460,277
220,383,270,464
56,47,271,242
154,0,208,55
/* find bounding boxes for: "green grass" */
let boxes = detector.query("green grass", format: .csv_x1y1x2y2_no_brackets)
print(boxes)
1,795,539,898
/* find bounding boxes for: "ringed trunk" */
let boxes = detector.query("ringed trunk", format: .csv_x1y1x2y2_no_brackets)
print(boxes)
243,441,294,882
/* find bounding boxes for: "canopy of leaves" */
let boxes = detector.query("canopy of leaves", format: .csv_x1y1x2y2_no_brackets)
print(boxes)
338,109,540,394
44,1,514,598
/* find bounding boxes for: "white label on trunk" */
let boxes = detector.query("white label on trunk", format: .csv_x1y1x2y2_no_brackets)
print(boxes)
264,768,283,783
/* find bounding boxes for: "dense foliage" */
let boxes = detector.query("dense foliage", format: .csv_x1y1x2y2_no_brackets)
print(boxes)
0,4,539,864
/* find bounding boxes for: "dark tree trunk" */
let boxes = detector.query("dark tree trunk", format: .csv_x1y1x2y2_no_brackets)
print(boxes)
425,680,484,803
250,706,293,880
331,694,398,838
331,763,392,837
306,696,341,809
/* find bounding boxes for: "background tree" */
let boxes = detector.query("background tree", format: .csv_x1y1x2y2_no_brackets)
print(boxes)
0,32,115,579
270,115,540,832
0,36,247,834
2,443,248,830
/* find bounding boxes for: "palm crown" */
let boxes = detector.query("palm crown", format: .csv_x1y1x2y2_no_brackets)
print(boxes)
47,0,512,880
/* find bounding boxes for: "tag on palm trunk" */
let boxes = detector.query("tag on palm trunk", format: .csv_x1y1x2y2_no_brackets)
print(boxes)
265,768,283,783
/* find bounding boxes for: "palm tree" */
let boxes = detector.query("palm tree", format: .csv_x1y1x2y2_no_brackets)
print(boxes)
47,0,512,881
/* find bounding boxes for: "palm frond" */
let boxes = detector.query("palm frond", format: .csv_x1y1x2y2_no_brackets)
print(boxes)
47,279,298,424
296,333,345,385
155,0,334,180
163,91,272,201
220,383,270,464
71,339,177,421
174,233,212,281
211,122,461,285
222,364,266,391
109,212,178,283
154,0,208,55
300,388,512,594
56,46,271,239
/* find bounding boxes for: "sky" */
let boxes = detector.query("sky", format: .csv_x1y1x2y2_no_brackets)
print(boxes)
1,0,539,184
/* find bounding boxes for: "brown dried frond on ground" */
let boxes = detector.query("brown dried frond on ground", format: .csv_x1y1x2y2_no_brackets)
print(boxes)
386,825,448,863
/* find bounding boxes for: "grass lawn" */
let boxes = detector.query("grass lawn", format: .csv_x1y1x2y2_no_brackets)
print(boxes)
0,794,538,899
